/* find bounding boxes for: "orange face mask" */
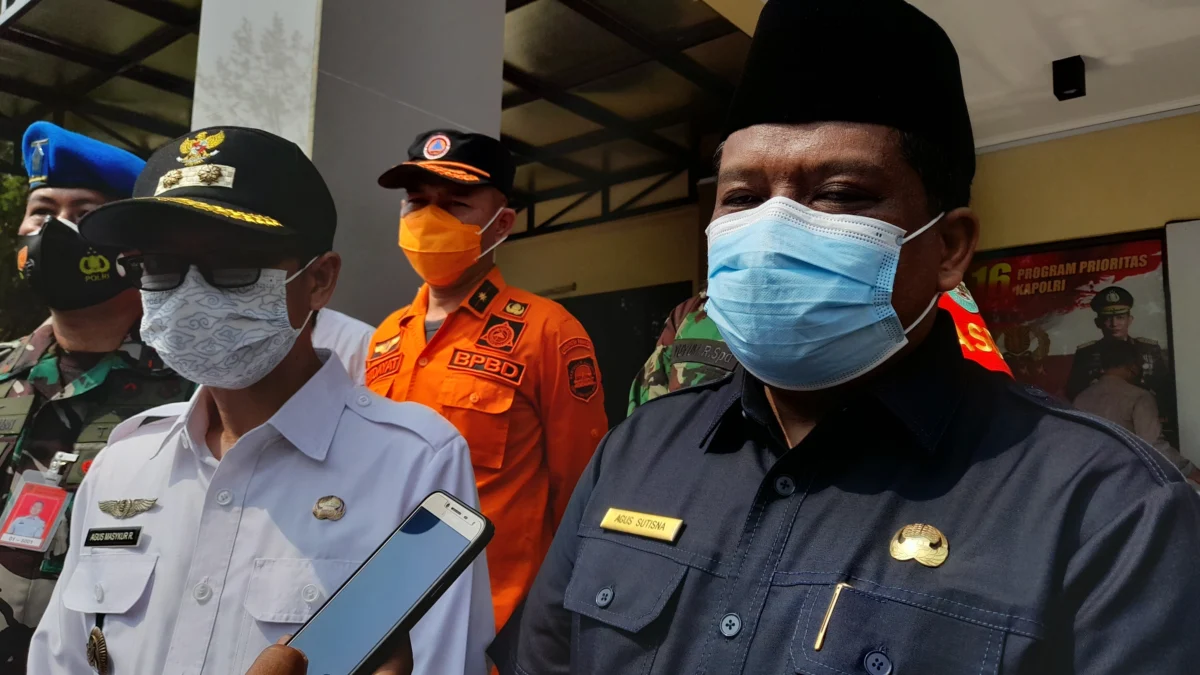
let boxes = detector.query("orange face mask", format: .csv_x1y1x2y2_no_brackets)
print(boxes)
399,204,503,285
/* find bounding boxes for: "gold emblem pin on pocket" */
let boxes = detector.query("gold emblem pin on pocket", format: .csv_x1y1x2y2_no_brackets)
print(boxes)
889,523,949,568
313,495,346,521
87,626,109,675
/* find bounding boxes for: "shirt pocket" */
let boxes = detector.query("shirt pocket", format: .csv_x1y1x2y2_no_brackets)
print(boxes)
62,552,158,669
62,552,158,615
233,557,361,673
436,373,515,470
562,537,687,674
790,583,1018,675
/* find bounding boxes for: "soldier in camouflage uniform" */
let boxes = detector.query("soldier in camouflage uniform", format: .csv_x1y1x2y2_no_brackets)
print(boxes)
0,123,194,670
627,290,737,414
629,285,1009,415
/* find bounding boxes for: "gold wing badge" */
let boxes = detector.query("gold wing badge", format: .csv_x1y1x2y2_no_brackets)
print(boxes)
98,498,158,520
177,130,226,166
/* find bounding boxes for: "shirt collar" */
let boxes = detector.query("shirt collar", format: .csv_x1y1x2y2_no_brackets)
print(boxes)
400,266,507,326
167,349,350,463
703,311,966,455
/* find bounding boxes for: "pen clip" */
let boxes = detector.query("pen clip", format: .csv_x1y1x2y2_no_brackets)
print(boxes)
814,582,851,651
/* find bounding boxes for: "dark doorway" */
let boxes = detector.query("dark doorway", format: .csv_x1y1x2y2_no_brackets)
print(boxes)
559,281,694,427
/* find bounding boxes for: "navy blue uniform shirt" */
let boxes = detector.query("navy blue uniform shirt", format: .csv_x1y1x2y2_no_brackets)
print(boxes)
489,312,1200,674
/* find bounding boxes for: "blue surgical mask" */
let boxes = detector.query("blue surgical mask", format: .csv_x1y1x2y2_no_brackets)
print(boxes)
705,196,942,391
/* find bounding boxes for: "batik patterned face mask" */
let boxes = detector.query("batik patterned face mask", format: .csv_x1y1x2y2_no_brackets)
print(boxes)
140,263,312,389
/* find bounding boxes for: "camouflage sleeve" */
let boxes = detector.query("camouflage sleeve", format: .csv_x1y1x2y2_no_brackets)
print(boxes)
626,294,707,417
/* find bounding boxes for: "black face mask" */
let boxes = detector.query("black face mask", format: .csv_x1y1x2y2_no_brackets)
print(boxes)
16,216,133,311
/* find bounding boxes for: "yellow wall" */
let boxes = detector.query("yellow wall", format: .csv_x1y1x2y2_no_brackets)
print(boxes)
975,112,1200,251
495,205,700,299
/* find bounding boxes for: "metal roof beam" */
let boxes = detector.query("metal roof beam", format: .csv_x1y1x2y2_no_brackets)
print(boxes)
1,26,193,98
503,63,691,162
510,196,693,240
501,134,602,180
103,0,200,30
531,158,685,202
64,22,197,99
557,0,733,101
0,74,186,138
511,107,696,167
502,17,735,110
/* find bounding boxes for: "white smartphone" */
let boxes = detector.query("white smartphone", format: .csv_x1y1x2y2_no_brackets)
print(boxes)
286,490,493,675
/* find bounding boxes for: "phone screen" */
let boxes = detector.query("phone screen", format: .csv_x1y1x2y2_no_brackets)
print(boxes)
288,504,473,674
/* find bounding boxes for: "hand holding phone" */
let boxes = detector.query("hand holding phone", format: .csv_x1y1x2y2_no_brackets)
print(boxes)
285,491,492,675
245,635,413,675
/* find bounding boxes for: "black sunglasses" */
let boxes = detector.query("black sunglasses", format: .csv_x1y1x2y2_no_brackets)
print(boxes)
118,254,279,291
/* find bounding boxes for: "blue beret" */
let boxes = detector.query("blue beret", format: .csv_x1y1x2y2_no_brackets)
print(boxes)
22,122,145,198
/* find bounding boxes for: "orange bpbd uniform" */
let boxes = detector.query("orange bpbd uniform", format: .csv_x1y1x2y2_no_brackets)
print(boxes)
365,267,608,628
940,283,1011,376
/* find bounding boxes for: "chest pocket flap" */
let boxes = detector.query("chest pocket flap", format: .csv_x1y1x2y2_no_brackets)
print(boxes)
791,584,1013,674
63,553,158,614
564,537,686,633
243,558,360,624
437,373,515,470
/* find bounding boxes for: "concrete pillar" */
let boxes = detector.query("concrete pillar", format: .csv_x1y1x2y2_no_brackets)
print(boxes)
190,0,505,324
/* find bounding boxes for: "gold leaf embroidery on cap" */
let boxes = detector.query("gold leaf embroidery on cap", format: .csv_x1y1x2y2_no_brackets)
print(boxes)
145,197,281,227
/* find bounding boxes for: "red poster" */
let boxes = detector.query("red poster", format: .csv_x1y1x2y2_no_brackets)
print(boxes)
968,232,1179,455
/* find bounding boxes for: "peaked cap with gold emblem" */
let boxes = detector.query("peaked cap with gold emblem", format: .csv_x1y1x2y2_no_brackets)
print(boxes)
80,126,337,255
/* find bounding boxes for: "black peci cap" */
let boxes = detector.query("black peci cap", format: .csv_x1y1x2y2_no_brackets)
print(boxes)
726,0,976,182
377,129,515,198
80,126,337,254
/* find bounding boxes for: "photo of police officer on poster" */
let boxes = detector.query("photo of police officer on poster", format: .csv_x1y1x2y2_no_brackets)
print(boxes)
967,231,1184,464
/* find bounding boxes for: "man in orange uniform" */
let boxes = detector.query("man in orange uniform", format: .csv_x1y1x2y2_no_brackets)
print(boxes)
366,130,608,629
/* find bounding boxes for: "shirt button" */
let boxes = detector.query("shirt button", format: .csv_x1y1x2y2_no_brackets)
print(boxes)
719,613,741,638
356,394,371,407
469,393,480,403
216,490,233,506
594,587,614,608
418,357,429,367
774,475,796,497
301,584,321,603
864,650,893,675
93,584,104,602
193,582,213,603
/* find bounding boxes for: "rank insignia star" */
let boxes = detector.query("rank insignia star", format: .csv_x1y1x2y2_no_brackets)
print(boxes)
468,280,499,313
98,498,157,519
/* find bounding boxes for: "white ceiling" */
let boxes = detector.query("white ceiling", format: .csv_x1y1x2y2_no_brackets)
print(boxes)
704,0,1200,149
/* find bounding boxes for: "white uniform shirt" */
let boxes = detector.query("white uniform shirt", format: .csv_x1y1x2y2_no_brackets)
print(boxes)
312,308,373,384
29,352,493,675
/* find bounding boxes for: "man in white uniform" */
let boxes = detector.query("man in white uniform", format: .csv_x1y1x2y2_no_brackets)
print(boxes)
29,126,492,675
313,308,373,384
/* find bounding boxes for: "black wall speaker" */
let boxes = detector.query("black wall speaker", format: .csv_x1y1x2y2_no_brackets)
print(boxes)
1053,56,1086,101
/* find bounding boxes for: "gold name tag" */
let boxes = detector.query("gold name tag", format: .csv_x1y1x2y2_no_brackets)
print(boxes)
600,508,683,543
